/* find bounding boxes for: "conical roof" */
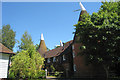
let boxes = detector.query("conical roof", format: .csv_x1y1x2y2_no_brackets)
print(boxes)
73,2,88,42
38,33,47,57
78,2,87,21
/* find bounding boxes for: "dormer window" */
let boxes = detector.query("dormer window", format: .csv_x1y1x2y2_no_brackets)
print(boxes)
53,57,56,62
63,55,66,61
47,58,50,63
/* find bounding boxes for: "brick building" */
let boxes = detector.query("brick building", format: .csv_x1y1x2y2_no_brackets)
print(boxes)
72,2,106,78
44,40,73,77
38,2,106,78
37,34,73,77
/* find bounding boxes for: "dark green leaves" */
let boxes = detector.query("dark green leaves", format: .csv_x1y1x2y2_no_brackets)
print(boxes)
1,24,16,51
75,1,120,66
19,31,33,50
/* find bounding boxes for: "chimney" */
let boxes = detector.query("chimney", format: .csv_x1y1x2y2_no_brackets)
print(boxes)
60,40,63,46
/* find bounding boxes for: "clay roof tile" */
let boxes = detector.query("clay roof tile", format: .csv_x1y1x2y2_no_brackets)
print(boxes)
0,43,15,54
44,40,73,58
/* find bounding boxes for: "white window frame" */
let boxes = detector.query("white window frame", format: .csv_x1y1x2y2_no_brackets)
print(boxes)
47,58,50,63
63,55,66,61
53,57,56,62
72,51,75,58
73,64,76,71
72,45,74,50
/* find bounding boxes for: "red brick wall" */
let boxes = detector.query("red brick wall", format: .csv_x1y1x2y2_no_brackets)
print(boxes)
72,43,106,78
73,43,91,77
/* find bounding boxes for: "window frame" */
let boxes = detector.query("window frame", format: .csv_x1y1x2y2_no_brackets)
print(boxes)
73,64,76,71
63,55,66,61
47,58,50,63
72,51,75,58
72,44,74,50
53,57,56,62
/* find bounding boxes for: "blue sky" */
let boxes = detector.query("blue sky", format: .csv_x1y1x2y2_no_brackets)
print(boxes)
2,2,102,52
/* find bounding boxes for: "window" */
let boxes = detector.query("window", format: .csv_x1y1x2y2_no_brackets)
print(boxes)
72,51,75,58
47,58,50,63
73,64,76,71
63,55,66,61
60,57,61,63
53,57,56,62
72,45,74,50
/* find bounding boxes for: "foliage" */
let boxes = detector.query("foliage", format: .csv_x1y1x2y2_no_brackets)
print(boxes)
48,65,62,77
74,1,120,77
19,31,33,50
54,71,60,77
36,44,39,51
9,44,45,78
50,64,55,72
1,24,16,50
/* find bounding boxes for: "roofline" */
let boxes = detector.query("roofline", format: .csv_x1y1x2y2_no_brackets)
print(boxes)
44,40,73,58
0,52,16,55
44,40,73,53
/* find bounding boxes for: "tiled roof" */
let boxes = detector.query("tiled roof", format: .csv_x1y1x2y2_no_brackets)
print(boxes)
38,40,47,57
44,40,73,58
0,43,15,54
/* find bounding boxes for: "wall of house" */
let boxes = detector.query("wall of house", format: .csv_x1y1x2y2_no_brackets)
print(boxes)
72,43,106,78
45,45,73,77
0,53,10,78
72,43,91,77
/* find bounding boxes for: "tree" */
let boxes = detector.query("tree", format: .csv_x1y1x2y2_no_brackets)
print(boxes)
1,24,16,51
74,1,120,78
19,31,33,50
9,44,45,78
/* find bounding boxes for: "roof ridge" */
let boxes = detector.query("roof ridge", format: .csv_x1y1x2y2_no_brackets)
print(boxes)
44,40,73,58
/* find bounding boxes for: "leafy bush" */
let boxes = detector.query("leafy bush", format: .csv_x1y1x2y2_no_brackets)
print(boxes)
50,64,55,72
54,71,63,78
9,45,45,78
54,71,60,76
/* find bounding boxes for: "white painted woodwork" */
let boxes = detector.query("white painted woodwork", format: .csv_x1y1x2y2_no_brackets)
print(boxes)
72,51,75,58
73,64,76,71
63,55,66,61
79,2,86,10
47,58,50,63
0,53,10,78
41,33,44,40
72,44,74,50
60,40,63,46
53,57,56,62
